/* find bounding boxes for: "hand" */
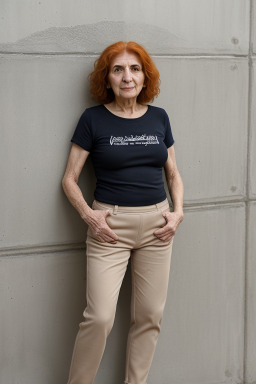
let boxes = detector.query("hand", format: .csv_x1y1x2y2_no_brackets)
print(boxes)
154,211,184,242
87,210,119,243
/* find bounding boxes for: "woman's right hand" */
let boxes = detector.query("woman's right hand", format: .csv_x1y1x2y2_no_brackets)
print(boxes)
87,209,119,244
62,144,118,244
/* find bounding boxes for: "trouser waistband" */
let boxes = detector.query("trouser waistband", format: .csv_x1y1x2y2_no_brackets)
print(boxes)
93,198,170,214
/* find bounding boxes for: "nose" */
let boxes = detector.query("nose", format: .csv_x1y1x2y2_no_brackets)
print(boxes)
122,66,132,83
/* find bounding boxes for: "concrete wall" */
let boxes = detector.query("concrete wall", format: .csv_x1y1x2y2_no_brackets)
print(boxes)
0,1,254,383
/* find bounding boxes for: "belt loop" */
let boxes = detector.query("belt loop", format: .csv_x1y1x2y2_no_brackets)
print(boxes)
113,205,118,215
156,199,168,212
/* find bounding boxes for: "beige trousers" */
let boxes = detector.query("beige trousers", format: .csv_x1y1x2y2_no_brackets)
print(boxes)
67,199,173,384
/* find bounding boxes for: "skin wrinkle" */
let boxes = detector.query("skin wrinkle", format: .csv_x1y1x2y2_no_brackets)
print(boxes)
106,51,146,117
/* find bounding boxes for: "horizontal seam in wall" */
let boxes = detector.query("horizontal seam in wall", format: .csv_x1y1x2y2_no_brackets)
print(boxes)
0,243,86,258
0,52,251,59
1,200,255,258
183,197,255,208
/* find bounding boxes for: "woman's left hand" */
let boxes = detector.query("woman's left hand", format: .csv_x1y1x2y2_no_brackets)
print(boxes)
154,211,184,242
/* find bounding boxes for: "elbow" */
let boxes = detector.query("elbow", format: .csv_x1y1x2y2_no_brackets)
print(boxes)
61,175,67,190
62,173,77,194
62,174,71,194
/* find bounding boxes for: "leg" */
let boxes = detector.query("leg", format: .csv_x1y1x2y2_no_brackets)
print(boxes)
124,241,173,384
67,234,130,384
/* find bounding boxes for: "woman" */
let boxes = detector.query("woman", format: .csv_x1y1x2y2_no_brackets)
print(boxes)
62,41,184,384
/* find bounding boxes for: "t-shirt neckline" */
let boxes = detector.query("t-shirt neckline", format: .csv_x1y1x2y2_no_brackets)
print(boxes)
102,104,151,122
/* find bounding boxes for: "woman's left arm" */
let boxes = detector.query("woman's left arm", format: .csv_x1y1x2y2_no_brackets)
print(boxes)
154,146,184,242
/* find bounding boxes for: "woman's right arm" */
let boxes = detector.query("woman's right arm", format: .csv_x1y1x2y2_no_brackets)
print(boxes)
62,143,118,243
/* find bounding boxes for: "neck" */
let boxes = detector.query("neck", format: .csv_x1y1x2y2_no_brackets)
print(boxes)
109,98,142,116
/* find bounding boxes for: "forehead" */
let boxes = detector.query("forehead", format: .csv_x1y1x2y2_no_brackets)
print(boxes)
110,50,142,67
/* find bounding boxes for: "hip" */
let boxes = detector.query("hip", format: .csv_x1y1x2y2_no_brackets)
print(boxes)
87,198,173,249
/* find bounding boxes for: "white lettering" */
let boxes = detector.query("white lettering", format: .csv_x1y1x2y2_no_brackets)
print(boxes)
110,134,159,146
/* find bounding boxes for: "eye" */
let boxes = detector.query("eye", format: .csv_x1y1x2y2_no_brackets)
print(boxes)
113,67,122,72
132,66,140,71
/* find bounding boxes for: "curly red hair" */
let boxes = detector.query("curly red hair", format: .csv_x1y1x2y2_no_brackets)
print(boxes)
89,41,160,104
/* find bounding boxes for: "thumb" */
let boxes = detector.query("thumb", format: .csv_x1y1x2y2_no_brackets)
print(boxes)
104,210,111,217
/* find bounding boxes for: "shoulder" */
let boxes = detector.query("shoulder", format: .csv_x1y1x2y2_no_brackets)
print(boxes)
149,105,167,116
84,104,104,113
149,105,169,118
80,104,104,119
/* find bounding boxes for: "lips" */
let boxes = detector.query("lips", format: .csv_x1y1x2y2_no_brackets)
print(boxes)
121,87,135,91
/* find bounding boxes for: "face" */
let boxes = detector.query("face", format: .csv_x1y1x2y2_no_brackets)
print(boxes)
107,51,145,101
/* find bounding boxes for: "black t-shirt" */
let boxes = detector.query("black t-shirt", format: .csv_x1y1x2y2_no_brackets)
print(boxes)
71,104,174,206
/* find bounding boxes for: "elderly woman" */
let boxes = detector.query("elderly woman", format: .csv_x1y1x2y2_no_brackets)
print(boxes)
62,41,184,384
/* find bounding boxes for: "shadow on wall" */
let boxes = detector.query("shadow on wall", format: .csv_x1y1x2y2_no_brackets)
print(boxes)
0,20,186,54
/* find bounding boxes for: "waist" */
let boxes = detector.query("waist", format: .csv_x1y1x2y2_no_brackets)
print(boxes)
92,198,170,214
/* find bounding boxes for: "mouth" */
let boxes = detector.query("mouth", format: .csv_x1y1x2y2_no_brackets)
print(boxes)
121,87,135,91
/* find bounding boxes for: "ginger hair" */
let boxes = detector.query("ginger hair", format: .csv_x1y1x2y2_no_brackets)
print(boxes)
89,41,160,104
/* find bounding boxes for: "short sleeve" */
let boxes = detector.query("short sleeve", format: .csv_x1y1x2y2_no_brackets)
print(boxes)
163,111,175,148
71,110,93,152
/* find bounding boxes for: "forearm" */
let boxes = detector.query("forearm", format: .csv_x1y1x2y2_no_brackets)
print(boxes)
166,171,184,220
62,177,93,224
62,176,118,243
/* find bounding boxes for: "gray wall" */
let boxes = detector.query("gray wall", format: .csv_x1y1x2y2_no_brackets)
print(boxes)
0,1,255,383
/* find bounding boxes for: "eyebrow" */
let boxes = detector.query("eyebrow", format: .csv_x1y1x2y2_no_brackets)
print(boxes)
112,64,142,69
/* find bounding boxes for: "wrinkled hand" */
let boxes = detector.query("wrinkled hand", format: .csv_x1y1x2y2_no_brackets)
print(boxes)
88,210,118,243
154,211,183,242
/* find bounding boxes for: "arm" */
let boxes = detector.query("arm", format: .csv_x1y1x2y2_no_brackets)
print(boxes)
62,143,118,243
154,145,184,242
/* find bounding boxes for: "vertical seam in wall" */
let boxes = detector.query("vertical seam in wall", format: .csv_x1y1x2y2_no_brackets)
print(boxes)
244,1,253,383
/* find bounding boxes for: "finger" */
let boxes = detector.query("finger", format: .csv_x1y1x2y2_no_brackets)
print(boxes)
159,232,174,240
108,231,119,241
155,224,175,236
155,230,173,241
162,238,173,243
104,229,118,240
93,225,118,242
162,212,169,221
97,234,117,243
101,211,119,241
160,236,171,242
154,226,167,236
103,235,118,243
103,227,119,241
156,233,173,242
